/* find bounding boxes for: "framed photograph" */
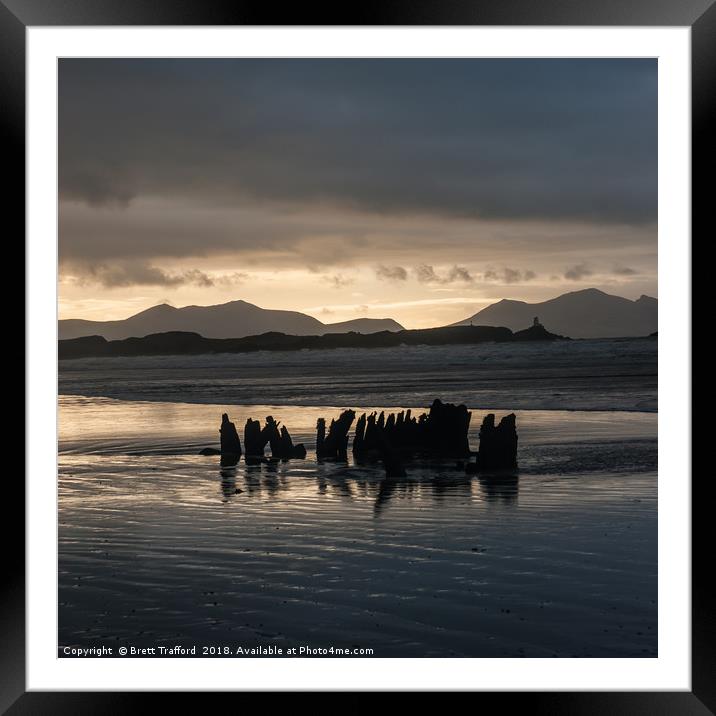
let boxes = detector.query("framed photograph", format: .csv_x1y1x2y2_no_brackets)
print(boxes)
11,0,707,709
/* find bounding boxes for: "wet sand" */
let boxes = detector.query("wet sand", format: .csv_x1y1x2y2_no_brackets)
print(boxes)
59,397,657,657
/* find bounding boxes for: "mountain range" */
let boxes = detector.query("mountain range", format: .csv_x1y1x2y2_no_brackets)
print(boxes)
452,288,657,339
58,300,404,341
58,288,657,341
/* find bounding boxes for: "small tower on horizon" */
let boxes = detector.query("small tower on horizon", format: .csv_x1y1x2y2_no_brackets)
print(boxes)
533,316,541,327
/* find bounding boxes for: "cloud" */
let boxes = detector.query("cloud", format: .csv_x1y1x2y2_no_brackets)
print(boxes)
564,263,593,280
213,271,249,286
446,266,474,283
414,264,474,284
613,265,638,275
414,264,538,285
59,59,657,225
69,262,247,288
414,264,439,283
323,273,355,289
57,60,657,298
482,267,534,284
375,265,408,282
57,60,658,283
58,197,655,278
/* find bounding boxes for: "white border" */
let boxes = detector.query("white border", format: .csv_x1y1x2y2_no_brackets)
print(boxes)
27,27,691,691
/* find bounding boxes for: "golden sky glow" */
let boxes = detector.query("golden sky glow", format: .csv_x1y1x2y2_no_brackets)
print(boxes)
59,216,657,329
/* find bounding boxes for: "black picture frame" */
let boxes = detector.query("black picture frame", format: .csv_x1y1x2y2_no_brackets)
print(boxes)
9,0,707,710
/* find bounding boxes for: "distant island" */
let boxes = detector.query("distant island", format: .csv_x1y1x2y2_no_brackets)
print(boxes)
59,322,567,360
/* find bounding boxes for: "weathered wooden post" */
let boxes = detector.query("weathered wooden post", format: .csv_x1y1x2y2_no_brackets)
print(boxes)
317,410,355,460
220,413,242,456
316,418,326,458
476,413,518,470
244,418,267,458
353,413,367,454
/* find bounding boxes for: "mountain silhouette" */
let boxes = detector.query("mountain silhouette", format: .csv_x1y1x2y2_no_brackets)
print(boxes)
452,288,657,338
58,299,404,340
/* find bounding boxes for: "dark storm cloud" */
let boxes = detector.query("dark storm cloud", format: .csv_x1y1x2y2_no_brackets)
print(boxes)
59,58,657,234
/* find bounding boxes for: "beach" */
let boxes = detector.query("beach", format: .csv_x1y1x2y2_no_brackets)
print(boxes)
58,339,657,657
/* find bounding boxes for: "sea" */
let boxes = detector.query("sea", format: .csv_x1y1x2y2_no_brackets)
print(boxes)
58,337,657,657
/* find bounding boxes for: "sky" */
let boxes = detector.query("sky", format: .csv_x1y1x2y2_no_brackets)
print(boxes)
58,59,657,329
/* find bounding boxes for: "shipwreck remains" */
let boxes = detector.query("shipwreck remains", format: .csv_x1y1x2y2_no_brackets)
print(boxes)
202,414,308,462
352,399,472,460
220,413,242,456
263,415,307,460
244,418,268,458
350,399,518,474
203,400,518,474
316,410,356,461
243,416,307,460
466,413,518,472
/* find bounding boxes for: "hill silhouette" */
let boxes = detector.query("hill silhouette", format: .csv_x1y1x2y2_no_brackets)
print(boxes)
452,288,657,338
59,299,404,340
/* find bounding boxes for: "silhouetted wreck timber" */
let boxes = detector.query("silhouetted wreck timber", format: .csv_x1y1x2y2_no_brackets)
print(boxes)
201,402,516,474
244,418,269,458
220,413,243,456
285,428,307,459
426,399,472,456
263,415,307,460
199,414,308,462
353,412,367,453
316,418,326,457
316,410,356,460
199,413,244,457
466,413,518,472
353,399,472,460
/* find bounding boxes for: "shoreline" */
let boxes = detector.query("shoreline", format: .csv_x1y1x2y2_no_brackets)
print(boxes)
58,392,658,414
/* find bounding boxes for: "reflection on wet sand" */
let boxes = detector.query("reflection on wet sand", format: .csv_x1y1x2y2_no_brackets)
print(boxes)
216,458,519,514
478,474,520,504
